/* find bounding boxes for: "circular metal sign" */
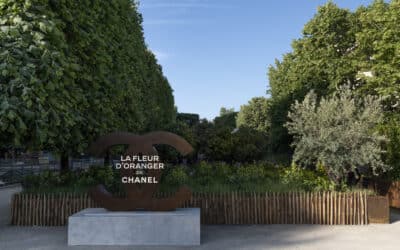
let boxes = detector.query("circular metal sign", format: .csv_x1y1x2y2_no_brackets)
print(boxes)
88,131,193,211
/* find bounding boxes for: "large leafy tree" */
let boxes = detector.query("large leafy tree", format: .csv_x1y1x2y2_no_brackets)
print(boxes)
0,0,83,155
214,107,237,129
355,0,400,106
268,2,359,152
267,1,400,172
202,125,267,163
355,0,400,178
236,97,270,133
285,87,388,184
0,0,175,169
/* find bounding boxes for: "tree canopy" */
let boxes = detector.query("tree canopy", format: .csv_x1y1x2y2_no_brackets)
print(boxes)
0,0,175,160
236,97,270,133
214,107,237,129
267,0,400,168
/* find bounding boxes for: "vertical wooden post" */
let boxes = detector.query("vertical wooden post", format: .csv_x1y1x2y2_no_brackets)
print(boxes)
365,191,368,224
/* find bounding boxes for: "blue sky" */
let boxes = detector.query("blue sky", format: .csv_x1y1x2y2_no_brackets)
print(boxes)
139,0,373,120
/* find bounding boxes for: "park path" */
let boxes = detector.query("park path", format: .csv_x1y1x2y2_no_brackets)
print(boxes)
1,186,400,250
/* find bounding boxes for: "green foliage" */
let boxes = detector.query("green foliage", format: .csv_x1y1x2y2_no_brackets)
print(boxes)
22,166,121,193
355,0,400,108
377,115,400,180
219,107,235,116
186,161,235,188
237,97,271,133
231,127,268,162
202,126,267,163
285,87,389,183
189,162,284,192
214,107,238,129
156,120,197,164
235,164,266,183
205,127,236,162
268,2,357,152
267,0,400,160
163,166,189,186
281,163,336,192
212,162,235,181
355,0,400,178
193,161,224,185
0,0,175,156
75,166,116,187
159,109,269,164
23,162,370,194
176,113,200,127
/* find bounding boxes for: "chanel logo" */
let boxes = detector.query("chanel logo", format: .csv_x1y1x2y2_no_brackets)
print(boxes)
88,131,193,211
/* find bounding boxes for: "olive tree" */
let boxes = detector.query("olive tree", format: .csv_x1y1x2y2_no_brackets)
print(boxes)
285,87,389,184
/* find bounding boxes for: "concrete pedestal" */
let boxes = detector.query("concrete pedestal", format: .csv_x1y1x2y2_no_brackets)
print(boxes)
68,208,200,246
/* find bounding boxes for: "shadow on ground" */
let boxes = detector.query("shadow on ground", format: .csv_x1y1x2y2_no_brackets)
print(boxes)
390,208,400,223
0,225,331,250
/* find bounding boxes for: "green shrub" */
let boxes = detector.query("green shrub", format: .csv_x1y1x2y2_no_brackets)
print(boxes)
201,126,268,163
205,128,236,162
22,165,119,193
236,164,266,183
281,163,336,191
232,128,268,162
22,162,355,194
193,161,216,185
191,161,235,185
22,170,64,189
213,162,234,181
164,166,189,186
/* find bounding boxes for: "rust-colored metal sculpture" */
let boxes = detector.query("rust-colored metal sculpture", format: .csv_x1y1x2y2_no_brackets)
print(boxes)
88,131,193,211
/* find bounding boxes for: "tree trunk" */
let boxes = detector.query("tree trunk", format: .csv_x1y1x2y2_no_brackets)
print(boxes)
60,153,69,172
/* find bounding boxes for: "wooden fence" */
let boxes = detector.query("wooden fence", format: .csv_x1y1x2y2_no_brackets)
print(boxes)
10,191,370,226
388,181,400,208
